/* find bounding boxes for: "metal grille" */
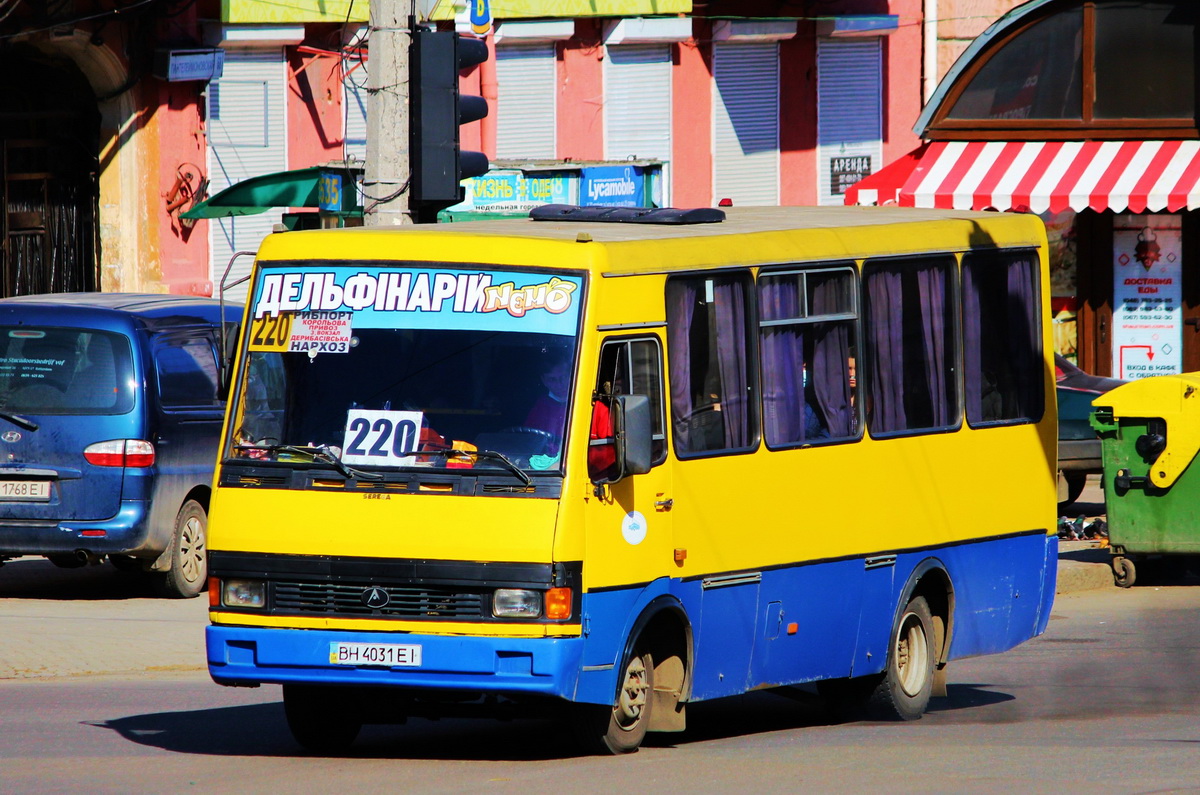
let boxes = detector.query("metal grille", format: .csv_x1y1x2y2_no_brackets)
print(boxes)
272,580,488,619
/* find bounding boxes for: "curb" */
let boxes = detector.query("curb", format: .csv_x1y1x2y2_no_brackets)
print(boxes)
1057,540,1114,594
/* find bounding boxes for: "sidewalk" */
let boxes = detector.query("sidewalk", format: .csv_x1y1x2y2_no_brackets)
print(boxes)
1055,474,1115,594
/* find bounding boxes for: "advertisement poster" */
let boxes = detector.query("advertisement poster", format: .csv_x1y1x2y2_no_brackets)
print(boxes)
580,165,647,207
456,170,573,213
1111,216,1183,380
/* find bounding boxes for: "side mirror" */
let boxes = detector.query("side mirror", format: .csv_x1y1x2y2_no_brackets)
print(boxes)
614,394,652,479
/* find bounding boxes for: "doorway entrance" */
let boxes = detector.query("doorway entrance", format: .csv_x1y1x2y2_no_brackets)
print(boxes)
0,48,99,296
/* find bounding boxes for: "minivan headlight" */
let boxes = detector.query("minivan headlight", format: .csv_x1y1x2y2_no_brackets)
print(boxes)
222,578,266,608
493,588,541,618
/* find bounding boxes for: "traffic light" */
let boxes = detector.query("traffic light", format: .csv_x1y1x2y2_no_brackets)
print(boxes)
410,28,490,222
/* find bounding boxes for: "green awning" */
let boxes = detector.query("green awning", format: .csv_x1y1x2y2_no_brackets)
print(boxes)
181,167,325,220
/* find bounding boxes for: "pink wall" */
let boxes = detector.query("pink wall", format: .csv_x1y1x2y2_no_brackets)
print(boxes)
151,0,211,296
780,23,818,205
883,0,924,163
672,23,713,207
558,21,604,161
287,49,346,170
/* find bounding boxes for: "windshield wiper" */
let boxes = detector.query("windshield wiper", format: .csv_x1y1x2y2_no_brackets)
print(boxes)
445,449,533,487
245,443,383,481
0,411,37,432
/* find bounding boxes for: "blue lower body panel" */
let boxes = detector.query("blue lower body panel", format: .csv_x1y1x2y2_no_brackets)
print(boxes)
207,625,585,701
208,531,1057,708
575,530,1057,703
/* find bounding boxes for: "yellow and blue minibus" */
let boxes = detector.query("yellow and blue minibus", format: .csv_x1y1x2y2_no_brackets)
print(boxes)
206,204,1057,754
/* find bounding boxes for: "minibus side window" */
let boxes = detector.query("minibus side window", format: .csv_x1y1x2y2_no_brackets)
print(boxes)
962,250,1043,425
862,256,959,435
758,266,859,446
591,338,666,481
665,272,757,456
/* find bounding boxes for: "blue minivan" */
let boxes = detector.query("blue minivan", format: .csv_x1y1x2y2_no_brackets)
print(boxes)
0,294,241,597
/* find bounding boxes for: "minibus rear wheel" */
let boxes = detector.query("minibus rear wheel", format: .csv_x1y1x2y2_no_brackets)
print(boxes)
868,595,936,721
283,684,362,753
571,646,654,754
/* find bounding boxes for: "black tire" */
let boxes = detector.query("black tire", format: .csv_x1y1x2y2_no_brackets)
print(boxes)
1113,556,1136,588
283,684,362,754
571,647,654,754
154,500,207,599
1058,471,1087,512
867,595,936,721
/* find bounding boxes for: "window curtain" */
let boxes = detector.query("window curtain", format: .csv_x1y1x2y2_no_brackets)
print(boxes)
963,262,984,420
713,278,751,448
865,267,906,432
665,280,696,451
917,262,949,427
759,277,806,444
811,279,853,437
1007,256,1038,418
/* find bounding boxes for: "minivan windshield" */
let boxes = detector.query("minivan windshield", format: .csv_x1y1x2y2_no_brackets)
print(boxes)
229,263,583,473
0,327,135,415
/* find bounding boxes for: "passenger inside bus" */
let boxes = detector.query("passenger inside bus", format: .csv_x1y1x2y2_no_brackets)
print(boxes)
524,356,570,450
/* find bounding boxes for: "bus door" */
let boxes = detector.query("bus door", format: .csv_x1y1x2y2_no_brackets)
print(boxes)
581,335,673,609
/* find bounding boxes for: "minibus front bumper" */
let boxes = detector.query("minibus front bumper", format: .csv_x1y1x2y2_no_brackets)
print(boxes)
206,625,590,701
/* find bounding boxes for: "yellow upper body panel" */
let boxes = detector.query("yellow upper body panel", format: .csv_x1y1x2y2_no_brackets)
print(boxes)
217,206,1053,595
254,206,1044,282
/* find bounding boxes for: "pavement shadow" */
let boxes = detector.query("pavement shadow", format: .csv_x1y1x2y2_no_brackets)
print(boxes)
98,683,1026,760
0,557,161,601
97,701,587,760
925,683,1016,714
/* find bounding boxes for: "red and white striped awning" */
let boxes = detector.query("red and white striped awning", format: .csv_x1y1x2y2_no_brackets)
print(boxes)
845,140,1200,214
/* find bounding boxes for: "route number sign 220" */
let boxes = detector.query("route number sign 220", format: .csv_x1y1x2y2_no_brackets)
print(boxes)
340,409,424,466
248,313,294,352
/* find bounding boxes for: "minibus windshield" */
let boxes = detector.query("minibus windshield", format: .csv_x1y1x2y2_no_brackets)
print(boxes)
228,264,583,474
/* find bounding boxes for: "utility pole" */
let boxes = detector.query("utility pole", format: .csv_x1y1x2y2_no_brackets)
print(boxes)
363,3,411,226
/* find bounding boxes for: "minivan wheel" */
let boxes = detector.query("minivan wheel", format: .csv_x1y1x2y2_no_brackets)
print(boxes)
155,500,207,598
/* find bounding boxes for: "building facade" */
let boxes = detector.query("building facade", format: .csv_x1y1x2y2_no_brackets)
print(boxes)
849,0,1199,380
0,0,929,300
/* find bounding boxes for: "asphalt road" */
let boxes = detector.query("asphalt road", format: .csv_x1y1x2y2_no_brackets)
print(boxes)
2,564,1200,793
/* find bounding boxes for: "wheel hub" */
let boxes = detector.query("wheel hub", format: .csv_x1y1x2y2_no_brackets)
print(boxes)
614,656,649,729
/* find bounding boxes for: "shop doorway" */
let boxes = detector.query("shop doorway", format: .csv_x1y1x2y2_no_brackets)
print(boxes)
1078,211,1200,378
0,49,100,297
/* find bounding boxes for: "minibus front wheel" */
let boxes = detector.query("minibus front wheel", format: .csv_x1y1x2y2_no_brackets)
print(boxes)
571,645,654,754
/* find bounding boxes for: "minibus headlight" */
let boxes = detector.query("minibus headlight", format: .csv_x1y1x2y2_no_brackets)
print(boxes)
222,578,266,608
493,588,541,618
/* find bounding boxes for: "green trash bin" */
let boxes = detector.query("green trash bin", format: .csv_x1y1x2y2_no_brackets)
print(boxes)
1091,373,1200,587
